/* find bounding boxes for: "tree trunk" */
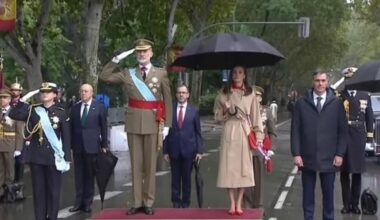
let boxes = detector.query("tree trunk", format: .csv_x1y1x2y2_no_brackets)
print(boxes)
83,0,105,91
26,64,44,90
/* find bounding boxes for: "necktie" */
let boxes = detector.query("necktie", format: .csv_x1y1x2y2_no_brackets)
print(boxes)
178,105,184,128
141,66,147,81
316,96,322,112
81,104,88,126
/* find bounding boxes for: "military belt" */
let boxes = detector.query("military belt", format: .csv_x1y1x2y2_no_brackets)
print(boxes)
348,120,364,126
0,132,16,137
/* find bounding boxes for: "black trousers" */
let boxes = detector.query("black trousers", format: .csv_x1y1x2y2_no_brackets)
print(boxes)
14,154,24,182
170,154,194,208
73,152,96,208
302,170,335,220
340,171,361,208
30,163,62,220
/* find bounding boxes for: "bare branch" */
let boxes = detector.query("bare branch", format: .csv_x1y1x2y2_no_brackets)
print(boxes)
166,0,180,48
0,36,30,70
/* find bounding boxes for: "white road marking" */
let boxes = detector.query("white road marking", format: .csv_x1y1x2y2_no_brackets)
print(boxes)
285,175,295,188
155,171,170,176
202,153,210,157
208,149,219,153
93,191,123,200
274,190,288,209
57,207,74,218
291,166,298,174
276,119,290,128
123,182,132,186
268,218,277,220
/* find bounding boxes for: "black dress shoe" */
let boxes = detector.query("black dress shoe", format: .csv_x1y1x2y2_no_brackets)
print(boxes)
351,206,361,214
127,207,141,215
340,207,350,214
144,207,154,215
69,205,82,212
82,206,92,213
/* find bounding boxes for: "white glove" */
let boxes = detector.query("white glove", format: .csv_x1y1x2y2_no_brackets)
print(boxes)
163,127,170,140
14,150,21,157
20,89,40,102
112,48,135,63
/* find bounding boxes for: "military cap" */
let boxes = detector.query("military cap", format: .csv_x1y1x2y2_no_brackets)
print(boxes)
0,88,12,97
341,67,357,78
134,39,154,50
255,86,264,96
10,83,23,91
39,82,58,93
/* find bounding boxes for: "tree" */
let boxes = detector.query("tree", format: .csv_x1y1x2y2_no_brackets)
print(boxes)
0,0,54,89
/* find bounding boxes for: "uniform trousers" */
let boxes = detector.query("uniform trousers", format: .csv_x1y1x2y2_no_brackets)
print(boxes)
30,163,62,220
340,171,361,208
0,152,14,192
243,155,264,208
128,133,158,208
14,154,24,182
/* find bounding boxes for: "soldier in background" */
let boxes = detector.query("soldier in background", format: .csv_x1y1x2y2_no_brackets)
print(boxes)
243,86,276,208
0,89,23,198
338,68,374,215
9,82,25,182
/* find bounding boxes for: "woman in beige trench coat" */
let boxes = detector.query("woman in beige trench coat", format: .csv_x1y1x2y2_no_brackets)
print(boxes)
214,66,264,215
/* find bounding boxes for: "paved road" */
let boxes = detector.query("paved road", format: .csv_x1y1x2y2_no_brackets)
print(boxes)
1,113,380,220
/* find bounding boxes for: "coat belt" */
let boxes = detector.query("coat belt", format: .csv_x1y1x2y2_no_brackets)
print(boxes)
128,98,165,121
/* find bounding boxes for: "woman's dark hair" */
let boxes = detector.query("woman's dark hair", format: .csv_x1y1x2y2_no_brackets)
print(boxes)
222,66,253,96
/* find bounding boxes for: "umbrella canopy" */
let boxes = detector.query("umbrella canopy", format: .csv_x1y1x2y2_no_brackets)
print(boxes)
171,33,285,70
345,60,380,92
193,160,204,208
95,150,118,209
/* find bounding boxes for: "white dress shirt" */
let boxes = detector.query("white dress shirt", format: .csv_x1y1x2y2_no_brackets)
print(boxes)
80,99,92,117
139,63,152,78
347,90,357,97
313,91,327,107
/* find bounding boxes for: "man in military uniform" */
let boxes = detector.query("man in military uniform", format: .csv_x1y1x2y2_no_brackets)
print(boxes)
99,39,172,215
9,82,25,182
339,68,374,215
243,86,276,208
0,89,23,197
9,82,71,220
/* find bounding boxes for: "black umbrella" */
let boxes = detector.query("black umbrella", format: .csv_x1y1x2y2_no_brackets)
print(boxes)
193,160,203,208
171,32,285,70
95,150,118,209
345,60,380,92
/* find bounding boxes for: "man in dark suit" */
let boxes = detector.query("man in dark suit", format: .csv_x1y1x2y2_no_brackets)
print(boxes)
69,84,108,213
291,71,348,220
163,84,203,208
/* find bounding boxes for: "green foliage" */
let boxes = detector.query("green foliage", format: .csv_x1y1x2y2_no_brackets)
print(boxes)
199,93,217,116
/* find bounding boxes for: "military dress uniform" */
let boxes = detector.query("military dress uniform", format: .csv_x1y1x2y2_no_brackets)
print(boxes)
339,90,373,214
0,89,23,196
99,39,172,213
9,82,25,182
9,83,71,220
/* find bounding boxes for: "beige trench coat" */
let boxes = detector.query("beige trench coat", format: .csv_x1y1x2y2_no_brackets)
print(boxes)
214,89,264,188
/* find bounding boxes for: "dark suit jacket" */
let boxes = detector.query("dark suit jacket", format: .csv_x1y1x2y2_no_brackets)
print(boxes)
163,103,203,159
70,100,107,154
291,88,348,172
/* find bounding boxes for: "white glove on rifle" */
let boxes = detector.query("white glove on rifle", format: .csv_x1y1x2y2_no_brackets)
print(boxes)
163,127,170,140
112,49,135,63
20,89,40,102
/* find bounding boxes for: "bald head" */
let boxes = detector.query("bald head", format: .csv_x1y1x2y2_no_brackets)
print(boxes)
80,84,94,103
